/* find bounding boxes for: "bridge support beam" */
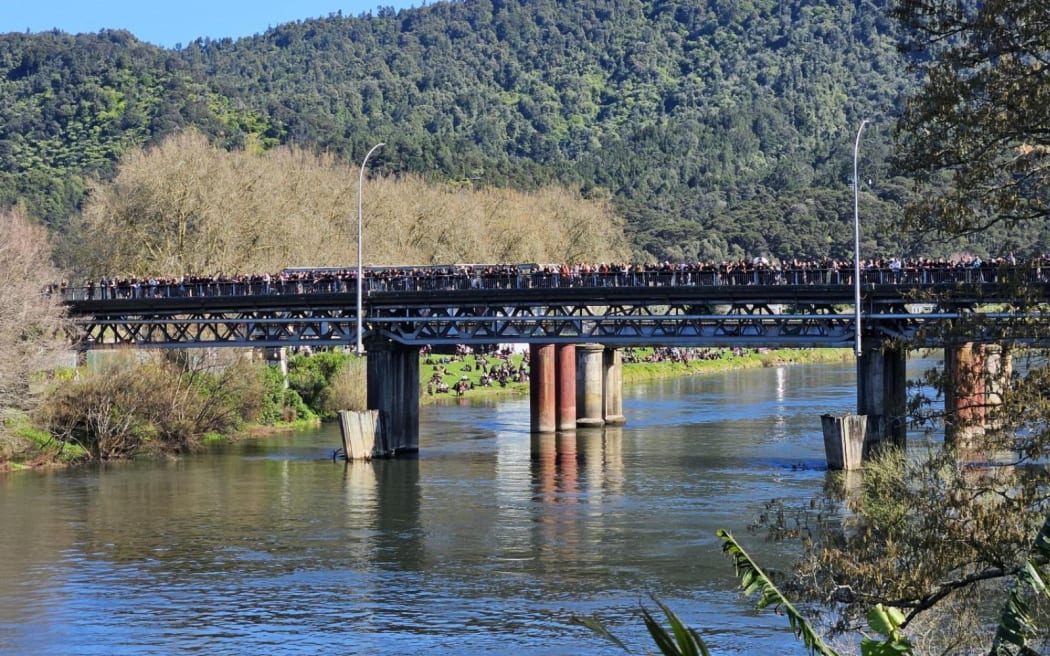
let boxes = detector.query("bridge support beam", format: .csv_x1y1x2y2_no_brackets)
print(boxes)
556,344,577,431
857,340,907,451
530,344,557,433
603,347,626,425
944,343,1010,448
366,339,420,455
576,344,605,427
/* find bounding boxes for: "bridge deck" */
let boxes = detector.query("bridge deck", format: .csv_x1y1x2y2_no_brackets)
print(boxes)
63,276,1050,350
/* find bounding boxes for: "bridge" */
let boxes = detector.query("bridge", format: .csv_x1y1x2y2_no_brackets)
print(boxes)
62,265,1050,461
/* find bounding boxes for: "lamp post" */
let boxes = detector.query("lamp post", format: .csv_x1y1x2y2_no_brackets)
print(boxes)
357,142,384,356
853,120,869,359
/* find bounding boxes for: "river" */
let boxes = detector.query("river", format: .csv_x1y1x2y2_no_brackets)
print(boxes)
1,360,885,655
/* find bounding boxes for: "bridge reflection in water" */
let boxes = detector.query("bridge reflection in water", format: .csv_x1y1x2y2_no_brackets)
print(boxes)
63,265,1049,463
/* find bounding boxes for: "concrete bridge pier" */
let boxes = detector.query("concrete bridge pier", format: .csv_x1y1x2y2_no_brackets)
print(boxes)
576,344,606,427
603,347,626,426
556,344,577,431
944,343,1011,448
529,344,557,433
857,340,907,452
365,338,420,455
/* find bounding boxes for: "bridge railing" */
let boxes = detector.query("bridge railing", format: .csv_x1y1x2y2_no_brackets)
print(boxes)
57,264,1043,302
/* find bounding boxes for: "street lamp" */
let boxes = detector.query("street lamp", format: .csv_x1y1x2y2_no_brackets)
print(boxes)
853,120,869,359
357,142,384,356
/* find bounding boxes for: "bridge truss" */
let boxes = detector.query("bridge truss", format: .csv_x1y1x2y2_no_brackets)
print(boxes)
66,284,1050,350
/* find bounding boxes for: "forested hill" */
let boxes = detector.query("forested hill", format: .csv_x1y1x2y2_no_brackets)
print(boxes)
1,0,953,261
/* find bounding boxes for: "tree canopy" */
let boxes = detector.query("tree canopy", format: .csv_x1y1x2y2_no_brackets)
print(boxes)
893,0,1050,249
72,130,629,276
0,0,963,262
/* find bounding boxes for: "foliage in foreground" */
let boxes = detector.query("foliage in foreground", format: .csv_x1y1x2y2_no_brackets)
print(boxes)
577,530,915,655
580,522,1050,655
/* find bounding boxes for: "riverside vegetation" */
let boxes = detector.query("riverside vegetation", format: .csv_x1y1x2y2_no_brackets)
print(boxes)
0,345,848,470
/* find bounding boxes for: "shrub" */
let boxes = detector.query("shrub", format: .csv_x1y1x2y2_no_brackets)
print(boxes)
287,350,362,418
37,354,246,460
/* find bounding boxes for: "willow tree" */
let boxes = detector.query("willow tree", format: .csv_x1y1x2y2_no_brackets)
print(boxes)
0,209,69,417
71,130,630,277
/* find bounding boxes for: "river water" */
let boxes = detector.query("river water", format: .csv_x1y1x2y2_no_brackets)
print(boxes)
1,361,873,655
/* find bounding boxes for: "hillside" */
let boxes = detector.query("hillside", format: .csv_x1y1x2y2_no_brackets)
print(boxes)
1,0,998,262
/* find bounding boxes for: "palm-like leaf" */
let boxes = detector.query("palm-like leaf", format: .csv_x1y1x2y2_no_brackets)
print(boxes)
989,514,1050,656
640,596,712,656
571,595,712,655
717,529,841,656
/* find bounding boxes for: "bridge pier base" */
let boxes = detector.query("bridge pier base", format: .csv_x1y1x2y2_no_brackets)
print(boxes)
366,338,420,455
821,414,867,470
944,343,1010,449
857,341,907,452
530,344,557,433
576,344,605,427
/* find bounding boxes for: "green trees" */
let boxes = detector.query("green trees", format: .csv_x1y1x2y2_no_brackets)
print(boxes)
746,1,1050,650
893,0,1050,241
582,1,1050,649
0,30,232,227
0,0,938,261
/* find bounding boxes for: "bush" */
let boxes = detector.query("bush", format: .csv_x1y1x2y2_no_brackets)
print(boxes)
37,353,270,460
287,350,363,418
322,358,367,415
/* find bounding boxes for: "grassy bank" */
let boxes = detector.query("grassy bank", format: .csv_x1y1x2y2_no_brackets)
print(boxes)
421,349,530,404
0,412,88,472
421,347,853,404
621,347,852,383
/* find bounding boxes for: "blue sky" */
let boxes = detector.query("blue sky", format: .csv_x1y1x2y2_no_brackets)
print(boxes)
2,1,421,49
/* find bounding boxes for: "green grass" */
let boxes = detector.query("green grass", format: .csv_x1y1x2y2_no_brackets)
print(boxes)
1,412,88,467
421,351,530,403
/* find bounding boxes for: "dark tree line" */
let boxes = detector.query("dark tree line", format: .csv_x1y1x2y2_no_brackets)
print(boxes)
0,0,1042,260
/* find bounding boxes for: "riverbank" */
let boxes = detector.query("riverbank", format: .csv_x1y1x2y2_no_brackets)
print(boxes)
2,347,851,470
421,347,853,404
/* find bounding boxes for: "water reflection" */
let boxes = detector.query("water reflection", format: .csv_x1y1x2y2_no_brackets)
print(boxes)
371,459,422,572
1,362,884,655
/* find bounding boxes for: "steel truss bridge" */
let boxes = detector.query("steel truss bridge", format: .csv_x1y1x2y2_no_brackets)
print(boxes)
64,278,1050,350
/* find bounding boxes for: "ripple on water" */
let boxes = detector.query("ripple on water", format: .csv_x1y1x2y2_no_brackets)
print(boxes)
0,364,879,655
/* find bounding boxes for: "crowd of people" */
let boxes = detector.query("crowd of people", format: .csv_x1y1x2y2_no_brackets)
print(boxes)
424,345,529,396
621,346,755,364
55,253,1042,301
